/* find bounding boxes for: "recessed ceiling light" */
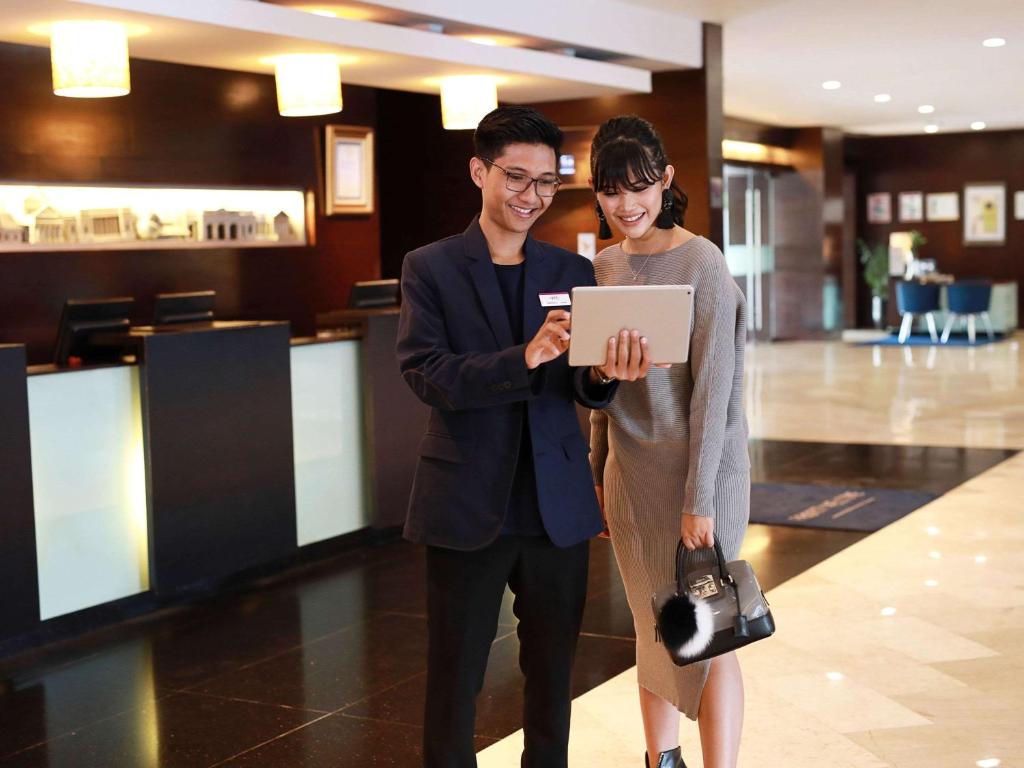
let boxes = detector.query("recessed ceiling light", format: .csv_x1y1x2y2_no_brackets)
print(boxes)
924,125,939,134
826,672,844,681
464,35,499,46
977,759,1001,768
874,93,891,103
918,104,935,114
822,80,841,90
926,526,940,536
971,121,987,131
924,579,939,587
928,550,941,559
975,554,988,563
881,607,897,616
982,38,1006,48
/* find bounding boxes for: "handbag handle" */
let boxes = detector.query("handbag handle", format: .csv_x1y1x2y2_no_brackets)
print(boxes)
675,534,731,593
675,535,751,638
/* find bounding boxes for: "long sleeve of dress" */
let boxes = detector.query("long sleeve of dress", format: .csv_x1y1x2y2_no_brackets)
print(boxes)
681,254,739,518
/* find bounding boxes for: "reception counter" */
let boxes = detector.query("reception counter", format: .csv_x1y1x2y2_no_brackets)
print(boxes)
1,313,422,651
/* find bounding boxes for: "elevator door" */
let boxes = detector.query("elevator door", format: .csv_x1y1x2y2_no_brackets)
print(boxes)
723,165,773,340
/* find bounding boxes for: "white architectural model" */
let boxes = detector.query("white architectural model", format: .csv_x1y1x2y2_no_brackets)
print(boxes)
80,208,139,241
0,212,29,244
202,209,259,242
35,207,79,243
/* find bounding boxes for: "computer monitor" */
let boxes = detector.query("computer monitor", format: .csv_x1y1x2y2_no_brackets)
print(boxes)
153,290,216,325
53,297,135,366
347,279,400,309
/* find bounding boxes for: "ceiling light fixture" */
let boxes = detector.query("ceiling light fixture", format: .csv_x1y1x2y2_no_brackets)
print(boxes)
918,104,935,114
50,20,131,98
874,93,891,103
274,54,342,117
440,75,498,130
924,125,939,134
821,80,841,90
971,121,987,131
982,38,1006,48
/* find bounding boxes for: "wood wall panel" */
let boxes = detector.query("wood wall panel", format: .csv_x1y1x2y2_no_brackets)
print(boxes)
846,129,1024,326
0,42,380,364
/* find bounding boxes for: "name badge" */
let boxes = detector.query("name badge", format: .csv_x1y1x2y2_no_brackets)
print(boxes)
539,292,571,307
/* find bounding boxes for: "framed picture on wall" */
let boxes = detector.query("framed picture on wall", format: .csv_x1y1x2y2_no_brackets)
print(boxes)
866,192,891,224
926,192,959,221
1015,191,1024,221
325,125,374,215
963,183,1006,245
898,192,924,222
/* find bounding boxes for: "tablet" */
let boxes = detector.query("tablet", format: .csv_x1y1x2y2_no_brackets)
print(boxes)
568,285,694,366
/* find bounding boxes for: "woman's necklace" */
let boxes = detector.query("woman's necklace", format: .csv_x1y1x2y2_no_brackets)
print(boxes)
623,231,674,281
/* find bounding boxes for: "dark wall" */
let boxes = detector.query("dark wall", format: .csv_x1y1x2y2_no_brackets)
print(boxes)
530,25,725,252
847,129,1024,326
0,42,381,364
375,24,724,274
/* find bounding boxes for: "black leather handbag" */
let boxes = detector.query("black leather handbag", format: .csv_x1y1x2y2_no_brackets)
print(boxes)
652,536,775,666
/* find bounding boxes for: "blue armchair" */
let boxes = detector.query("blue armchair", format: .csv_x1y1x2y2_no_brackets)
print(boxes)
896,281,941,344
942,281,994,344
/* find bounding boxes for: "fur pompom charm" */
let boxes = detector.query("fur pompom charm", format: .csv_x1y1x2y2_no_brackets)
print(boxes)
657,591,714,659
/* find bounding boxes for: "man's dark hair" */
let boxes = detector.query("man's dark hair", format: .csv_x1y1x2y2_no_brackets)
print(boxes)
473,106,563,160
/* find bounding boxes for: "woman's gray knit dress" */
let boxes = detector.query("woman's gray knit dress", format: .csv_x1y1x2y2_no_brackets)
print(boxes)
590,236,750,720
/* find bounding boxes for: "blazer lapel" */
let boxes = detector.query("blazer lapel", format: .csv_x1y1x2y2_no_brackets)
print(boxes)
463,217,515,350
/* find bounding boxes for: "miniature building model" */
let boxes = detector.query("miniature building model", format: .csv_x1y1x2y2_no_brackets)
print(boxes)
202,209,259,242
81,208,138,242
34,206,79,244
0,212,29,244
273,211,293,241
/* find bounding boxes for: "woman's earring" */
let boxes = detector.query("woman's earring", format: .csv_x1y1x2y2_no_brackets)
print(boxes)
656,188,675,229
596,201,612,240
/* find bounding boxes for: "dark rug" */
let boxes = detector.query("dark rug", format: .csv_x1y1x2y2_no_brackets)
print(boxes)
856,331,1007,347
750,482,938,532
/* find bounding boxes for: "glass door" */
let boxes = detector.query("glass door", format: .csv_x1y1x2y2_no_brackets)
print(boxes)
723,165,774,340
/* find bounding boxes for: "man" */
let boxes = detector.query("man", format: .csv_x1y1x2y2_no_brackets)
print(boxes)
397,105,651,768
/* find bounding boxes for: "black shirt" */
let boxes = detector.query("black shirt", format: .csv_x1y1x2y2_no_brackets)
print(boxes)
493,262,546,538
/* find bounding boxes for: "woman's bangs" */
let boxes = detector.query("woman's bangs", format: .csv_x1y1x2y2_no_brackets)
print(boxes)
593,140,661,194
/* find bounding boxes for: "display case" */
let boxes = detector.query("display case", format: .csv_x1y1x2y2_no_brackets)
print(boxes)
0,183,309,252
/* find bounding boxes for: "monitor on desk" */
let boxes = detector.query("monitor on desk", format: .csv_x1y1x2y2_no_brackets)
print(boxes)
347,279,400,309
53,297,135,367
154,290,216,325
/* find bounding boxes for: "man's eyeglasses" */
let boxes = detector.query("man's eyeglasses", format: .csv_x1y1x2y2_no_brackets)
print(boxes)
480,158,561,198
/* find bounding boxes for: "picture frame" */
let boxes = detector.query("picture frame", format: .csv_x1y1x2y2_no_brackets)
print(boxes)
963,183,1006,245
325,125,374,215
925,192,959,222
898,191,923,223
866,193,891,224
1015,191,1024,221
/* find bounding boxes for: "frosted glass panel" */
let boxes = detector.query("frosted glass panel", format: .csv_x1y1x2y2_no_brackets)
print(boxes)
28,366,149,620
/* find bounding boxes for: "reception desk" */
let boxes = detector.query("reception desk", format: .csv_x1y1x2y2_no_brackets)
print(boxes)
0,317,416,651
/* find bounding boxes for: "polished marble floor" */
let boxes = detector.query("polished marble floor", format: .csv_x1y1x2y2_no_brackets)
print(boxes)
1,338,1021,767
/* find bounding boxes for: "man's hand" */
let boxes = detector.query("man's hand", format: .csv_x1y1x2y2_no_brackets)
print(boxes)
525,310,571,370
595,485,610,539
681,513,714,550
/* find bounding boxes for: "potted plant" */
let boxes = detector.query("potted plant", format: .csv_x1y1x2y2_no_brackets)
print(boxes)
858,239,890,329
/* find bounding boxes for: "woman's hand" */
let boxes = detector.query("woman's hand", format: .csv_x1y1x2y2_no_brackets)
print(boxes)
681,513,714,550
595,485,610,539
595,329,653,382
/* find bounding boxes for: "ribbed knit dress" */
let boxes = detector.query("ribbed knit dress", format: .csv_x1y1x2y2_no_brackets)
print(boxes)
589,236,750,719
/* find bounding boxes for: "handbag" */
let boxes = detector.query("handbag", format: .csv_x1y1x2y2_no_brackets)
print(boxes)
652,536,775,666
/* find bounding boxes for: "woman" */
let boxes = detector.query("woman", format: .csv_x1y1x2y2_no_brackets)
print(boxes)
589,115,750,768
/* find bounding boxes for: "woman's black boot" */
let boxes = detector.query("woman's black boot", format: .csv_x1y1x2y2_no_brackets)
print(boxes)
644,747,686,768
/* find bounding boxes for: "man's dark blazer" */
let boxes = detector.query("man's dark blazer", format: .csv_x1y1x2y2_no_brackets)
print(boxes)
396,217,617,551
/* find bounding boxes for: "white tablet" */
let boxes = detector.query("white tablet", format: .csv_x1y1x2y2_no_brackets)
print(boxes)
568,285,694,367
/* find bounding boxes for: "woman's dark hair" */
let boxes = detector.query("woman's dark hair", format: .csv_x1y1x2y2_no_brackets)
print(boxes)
590,115,687,227
473,106,563,160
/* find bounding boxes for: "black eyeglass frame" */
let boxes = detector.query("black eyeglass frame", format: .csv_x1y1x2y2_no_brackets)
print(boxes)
479,157,562,198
